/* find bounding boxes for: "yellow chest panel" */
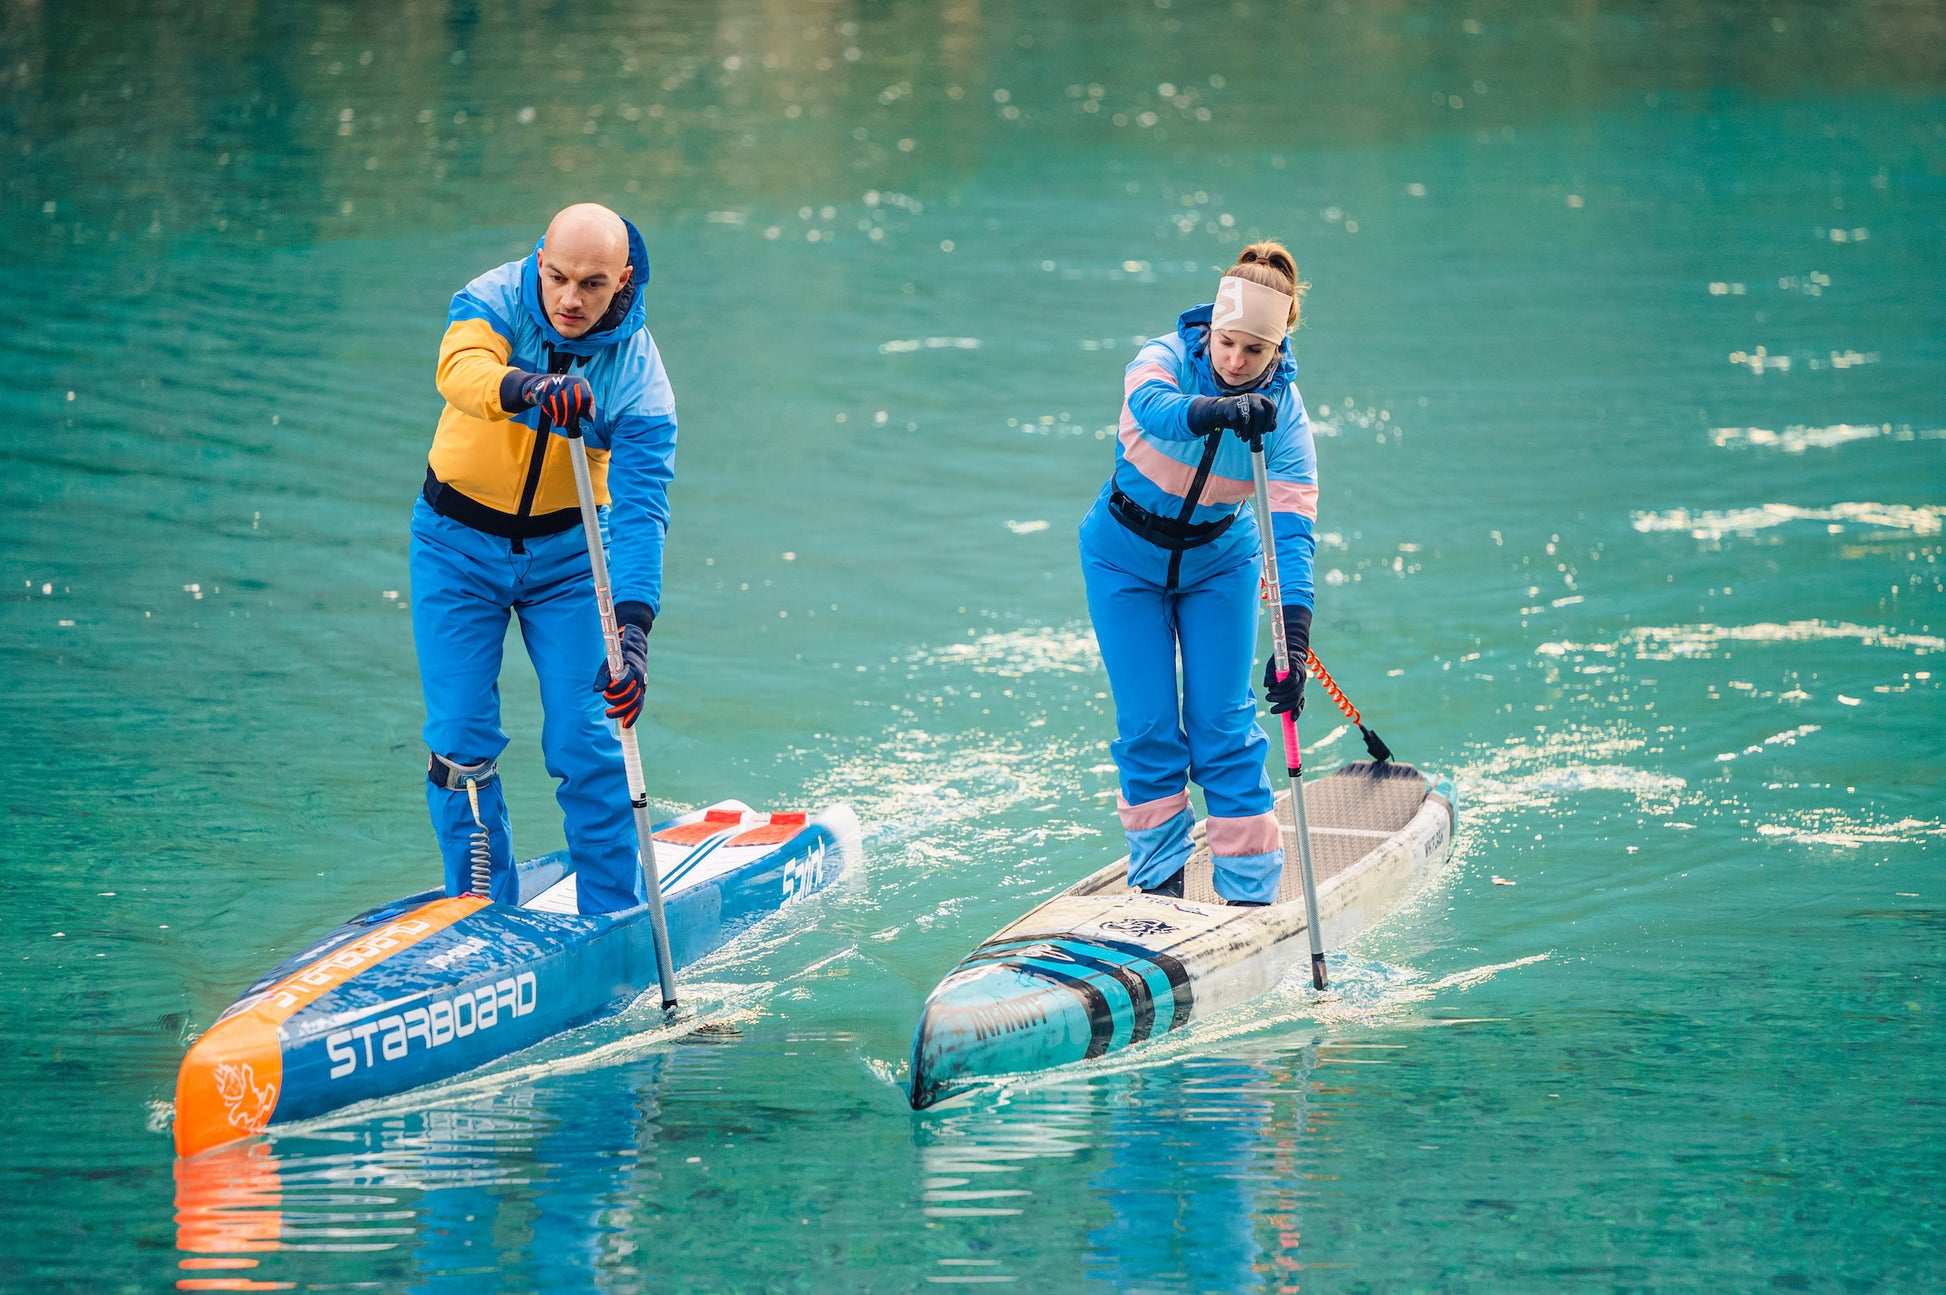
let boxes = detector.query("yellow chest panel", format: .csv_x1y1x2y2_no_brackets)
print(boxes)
428,408,610,515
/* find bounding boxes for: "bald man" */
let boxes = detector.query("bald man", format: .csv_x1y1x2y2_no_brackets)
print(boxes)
410,204,677,914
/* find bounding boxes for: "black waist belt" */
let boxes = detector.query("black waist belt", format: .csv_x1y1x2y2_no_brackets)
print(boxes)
422,467,582,540
1109,489,1235,552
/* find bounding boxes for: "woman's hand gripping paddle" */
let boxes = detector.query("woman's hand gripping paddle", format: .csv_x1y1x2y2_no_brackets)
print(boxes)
562,414,680,1010
1247,433,1329,990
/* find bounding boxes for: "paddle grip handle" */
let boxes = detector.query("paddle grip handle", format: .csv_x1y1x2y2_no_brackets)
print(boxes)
1277,673,1302,774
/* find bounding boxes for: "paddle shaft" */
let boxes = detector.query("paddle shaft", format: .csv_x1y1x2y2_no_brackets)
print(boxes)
562,419,679,1010
1249,441,1328,990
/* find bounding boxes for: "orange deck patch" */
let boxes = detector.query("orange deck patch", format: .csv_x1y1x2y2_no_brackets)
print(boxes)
174,894,488,1158
653,807,747,845
727,812,809,847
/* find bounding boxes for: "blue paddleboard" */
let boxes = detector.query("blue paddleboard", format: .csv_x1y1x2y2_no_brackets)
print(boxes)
176,801,860,1156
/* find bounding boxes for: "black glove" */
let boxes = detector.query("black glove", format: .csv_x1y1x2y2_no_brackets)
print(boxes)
501,371,595,428
594,604,654,727
1262,604,1312,715
1186,393,1277,444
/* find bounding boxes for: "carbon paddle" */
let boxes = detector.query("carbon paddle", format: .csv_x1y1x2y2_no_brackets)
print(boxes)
1248,438,1329,990
563,415,680,1010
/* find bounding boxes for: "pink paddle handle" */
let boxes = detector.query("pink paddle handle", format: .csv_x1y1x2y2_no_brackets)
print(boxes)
1276,670,1302,771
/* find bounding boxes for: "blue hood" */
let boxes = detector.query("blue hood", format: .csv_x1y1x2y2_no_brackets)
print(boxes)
520,217,651,356
1177,303,1297,391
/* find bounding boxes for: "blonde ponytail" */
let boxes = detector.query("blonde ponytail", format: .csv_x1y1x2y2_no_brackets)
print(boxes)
1227,241,1308,329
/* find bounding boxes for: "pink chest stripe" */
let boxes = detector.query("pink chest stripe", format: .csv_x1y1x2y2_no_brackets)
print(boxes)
1117,361,1311,513
1118,406,1258,504
1268,480,1319,520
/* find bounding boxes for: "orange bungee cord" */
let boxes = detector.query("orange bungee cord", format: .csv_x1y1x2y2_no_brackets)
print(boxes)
1302,649,1393,765
1258,573,1393,765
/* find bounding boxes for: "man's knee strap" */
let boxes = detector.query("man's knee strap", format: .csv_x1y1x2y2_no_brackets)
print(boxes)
429,752,499,790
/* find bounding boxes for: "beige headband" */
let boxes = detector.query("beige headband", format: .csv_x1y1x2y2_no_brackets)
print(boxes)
1211,274,1292,345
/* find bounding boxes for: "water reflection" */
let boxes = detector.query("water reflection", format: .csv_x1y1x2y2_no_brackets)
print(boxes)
911,1044,1320,1292
173,1142,289,1291
1082,1061,1276,1293
174,1052,673,1290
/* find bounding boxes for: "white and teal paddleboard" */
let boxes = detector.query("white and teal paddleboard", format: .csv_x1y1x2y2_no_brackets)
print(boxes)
908,761,1455,1108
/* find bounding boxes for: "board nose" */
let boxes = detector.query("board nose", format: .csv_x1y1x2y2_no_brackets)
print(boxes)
907,963,1107,1109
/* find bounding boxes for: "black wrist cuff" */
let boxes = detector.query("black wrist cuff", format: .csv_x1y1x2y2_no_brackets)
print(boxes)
615,600,656,634
1186,396,1223,437
1282,603,1313,662
500,370,538,414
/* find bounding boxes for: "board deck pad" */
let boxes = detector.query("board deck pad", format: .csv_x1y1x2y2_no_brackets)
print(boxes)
1182,760,1435,904
653,808,746,844
526,811,809,915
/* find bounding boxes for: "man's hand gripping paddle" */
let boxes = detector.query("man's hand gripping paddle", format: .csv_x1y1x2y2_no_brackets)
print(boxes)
562,413,680,1010
1246,430,1329,991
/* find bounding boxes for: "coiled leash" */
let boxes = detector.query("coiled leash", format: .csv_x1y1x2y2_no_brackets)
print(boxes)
430,753,500,899
1303,650,1393,765
1256,574,1394,766
463,778,492,898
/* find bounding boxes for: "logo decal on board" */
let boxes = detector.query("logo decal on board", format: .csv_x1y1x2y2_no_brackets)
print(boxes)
1099,917,1178,938
325,973,537,1081
965,997,1047,1041
783,842,828,906
213,1062,278,1134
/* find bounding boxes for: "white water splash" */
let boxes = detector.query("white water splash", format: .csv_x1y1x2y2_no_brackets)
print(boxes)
1453,724,1692,819
1304,952,1555,1028
878,336,982,353
1631,501,1943,539
1754,814,1946,848
908,624,1102,676
1538,620,1945,661
807,730,1099,851
1710,423,1943,453
1471,762,1688,818
1715,724,1821,762
1309,723,1350,752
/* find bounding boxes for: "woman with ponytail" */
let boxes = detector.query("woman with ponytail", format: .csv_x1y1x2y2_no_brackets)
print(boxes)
1079,242,1318,905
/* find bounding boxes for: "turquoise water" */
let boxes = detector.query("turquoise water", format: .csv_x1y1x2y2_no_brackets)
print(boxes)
4,1,1943,1289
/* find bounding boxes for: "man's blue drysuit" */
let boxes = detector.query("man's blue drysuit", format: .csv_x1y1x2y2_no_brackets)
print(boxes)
410,218,675,914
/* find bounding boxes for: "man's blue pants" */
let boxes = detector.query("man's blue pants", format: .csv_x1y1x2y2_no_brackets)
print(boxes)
408,497,646,915
1079,489,1284,904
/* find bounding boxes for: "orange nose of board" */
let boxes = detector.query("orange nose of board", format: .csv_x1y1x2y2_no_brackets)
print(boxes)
651,809,809,848
174,895,489,1158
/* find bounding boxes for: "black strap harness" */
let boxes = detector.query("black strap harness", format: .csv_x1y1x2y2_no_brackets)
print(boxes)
1111,428,1232,590
1108,488,1235,552
422,467,582,541
421,346,587,547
